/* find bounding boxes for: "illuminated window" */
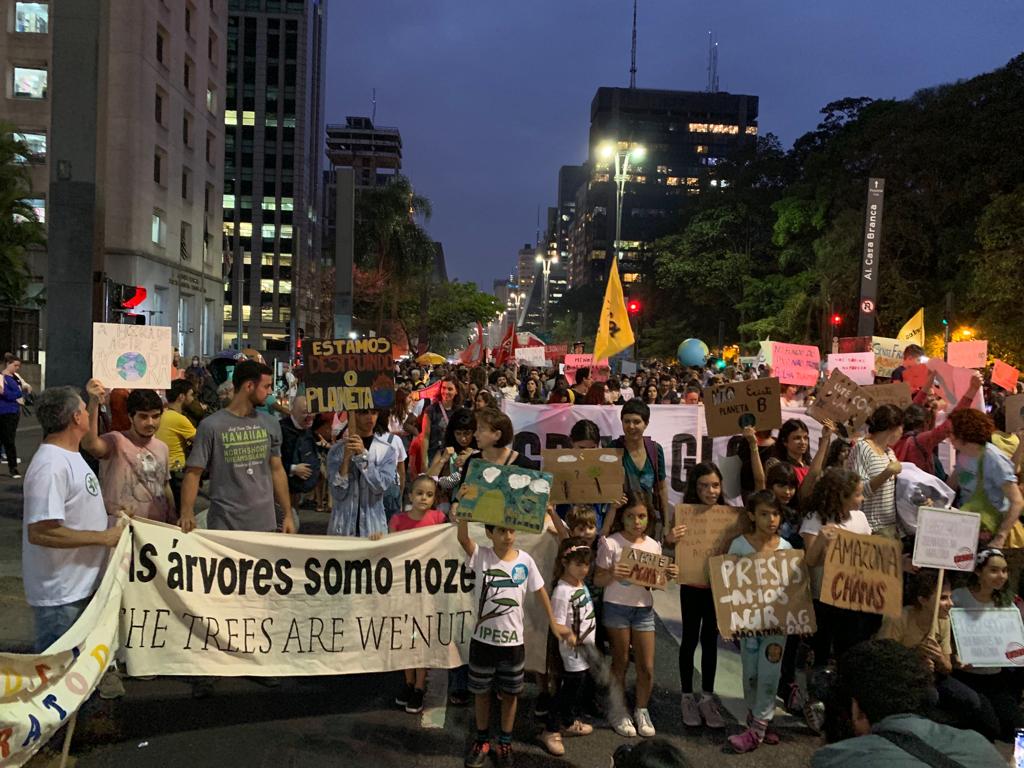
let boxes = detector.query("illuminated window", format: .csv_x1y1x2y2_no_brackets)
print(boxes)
13,131,46,161
223,305,232,320
242,305,251,320
15,3,48,34
689,123,709,133
666,177,679,186
656,165,668,174
279,224,292,238
265,116,277,127
261,224,276,239
279,306,291,322
262,197,276,210
696,145,708,154
593,172,609,183
238,222,252,237
224,110,237,126
13,67,47,99
261,307,274,321
278,253,292,266
206,83,217,113
151,209,166,245
241,110,255,126
745,126,758,135
686,177,699,186
277,280,291,294
279,197,294,211
242,252,251,264
709,124,739,134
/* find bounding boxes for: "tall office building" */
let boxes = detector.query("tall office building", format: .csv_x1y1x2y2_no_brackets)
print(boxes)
222,0,326,355
570,86,758,287
556,165,585,288
3,0,230,369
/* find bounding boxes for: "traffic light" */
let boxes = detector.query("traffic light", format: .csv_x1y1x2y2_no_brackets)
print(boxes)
109,282,148,323
118,285,147,309
627,300,641,315
831,313,843,327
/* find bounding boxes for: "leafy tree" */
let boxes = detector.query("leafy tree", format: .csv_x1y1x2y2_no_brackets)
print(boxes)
0,127,45,306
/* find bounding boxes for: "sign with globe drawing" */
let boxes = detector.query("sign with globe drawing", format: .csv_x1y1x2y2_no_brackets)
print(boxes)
93,323,172,390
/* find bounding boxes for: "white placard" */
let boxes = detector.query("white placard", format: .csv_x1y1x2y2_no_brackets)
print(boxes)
514,346,547,367
950,608,1024,667
826,352,876,385
911,507,981,571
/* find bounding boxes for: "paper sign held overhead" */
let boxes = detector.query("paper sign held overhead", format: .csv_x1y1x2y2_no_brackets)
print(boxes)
456,460,553,533
992,359,1020,393
709,550,816,640
821,530,902,618
946,340,988,369
806,368,877,431
515,346,547,367
674,504,747,586
92,322,173,390
617,546,672,590
770,342,821,387
542,448,624,504
563,354,610,383
826,352,875,385
863,382,913,409
871,336,905,379
925,358,985,411
950,608,1024,668
305,337,395,414
911,507,981,571
703,378,782,438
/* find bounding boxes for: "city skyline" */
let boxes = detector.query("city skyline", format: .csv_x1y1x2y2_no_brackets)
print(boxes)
327,0,1024,290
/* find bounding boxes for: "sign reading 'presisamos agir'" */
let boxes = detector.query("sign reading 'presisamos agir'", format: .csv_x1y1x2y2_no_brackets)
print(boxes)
305,337,396,413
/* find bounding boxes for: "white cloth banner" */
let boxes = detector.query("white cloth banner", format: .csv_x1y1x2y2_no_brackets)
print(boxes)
502,402,819,506
0,530,131,768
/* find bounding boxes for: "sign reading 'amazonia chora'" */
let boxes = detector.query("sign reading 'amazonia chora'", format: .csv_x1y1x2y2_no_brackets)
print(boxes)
305,337,395,413
821,530,902,618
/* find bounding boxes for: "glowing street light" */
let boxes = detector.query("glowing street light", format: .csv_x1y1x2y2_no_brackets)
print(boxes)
596,141,646,262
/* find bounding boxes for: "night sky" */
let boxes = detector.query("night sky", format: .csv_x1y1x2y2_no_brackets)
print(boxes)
326,1,1024,291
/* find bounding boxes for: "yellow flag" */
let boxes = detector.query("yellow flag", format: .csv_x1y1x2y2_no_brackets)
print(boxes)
592,258,636,361
897,307,925,347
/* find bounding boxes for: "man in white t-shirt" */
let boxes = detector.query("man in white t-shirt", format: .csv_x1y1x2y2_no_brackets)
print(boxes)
22,386,122,653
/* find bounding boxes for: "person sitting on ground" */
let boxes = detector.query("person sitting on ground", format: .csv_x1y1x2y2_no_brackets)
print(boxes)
811,639,1002,768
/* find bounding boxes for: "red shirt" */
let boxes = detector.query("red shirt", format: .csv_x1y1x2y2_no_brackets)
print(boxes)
389,509,448,532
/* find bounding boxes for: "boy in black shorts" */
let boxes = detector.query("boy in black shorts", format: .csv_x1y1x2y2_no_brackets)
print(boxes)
457,517,573,767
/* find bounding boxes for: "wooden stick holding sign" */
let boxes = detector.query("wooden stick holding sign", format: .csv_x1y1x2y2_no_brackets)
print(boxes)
617,546,673,589
709,550,816,639
806,368,877,431
821,530,903,617
912,507,981,573
542,448,624,504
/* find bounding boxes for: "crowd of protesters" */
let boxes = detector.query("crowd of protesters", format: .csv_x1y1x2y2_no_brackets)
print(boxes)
17,341,1021,767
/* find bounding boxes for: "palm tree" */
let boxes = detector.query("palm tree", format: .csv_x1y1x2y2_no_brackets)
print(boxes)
0,126,45,307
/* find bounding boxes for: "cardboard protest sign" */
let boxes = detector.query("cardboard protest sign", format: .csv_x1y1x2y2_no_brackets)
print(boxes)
872,336,905,379
911,507,981,571
703,377,782,437
838,336,872,354
806,368,877,430
1006,394,1024,434
821,531,902,617
770,342,821,387
709,550,816,639
992,359,1020,393
92,322,173,390
826,352,875,385
456,460,553,533
618,546,672,590
564,354,610,383
864,382,913,409
947,340,988,369
950,608,1024,668
542,448,624,504
305,337,395,413
515,346,547,367
674,504,747,586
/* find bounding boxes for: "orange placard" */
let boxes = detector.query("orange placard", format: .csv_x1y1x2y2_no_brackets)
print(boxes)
947,340,988,369
992,359,1021,393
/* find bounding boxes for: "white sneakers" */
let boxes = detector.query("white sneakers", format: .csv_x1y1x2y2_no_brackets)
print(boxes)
612,716,637,738
634,708,656,737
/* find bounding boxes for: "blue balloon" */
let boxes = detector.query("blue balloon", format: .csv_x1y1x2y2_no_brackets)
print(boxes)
677,338,709,367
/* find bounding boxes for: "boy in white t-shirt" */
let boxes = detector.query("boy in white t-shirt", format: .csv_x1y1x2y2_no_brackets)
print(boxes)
457,517,573,768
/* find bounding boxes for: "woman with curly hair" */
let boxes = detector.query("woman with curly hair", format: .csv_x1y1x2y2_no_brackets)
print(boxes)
949,409,1024,550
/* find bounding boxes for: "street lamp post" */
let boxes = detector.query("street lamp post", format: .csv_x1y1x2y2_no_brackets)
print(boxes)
535,253,558,332
598,142,646,263
510,290,525,328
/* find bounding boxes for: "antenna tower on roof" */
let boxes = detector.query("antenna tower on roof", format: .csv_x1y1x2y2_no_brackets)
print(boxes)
629,0,638,88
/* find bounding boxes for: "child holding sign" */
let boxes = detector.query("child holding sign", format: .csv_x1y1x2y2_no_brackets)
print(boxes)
725,490,793,753
595,490,679,738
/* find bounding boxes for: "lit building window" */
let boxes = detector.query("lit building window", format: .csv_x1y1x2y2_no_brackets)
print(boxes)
261,307,274,321
261,224,276,239
224,110,237,126
279,197,294,211
689,123,709,133
277,280,292,294
151,210,166,245
13,131,45,161
709,124,739,134
278,253,292,266
206,84,217,113
279,224,292,238
279,306,291,322
265,116,277,127
241,110,255,126
656,165,668,174
696,145,708,154
745,126,758,135
238,222,252,237
686,177,699,186
222,193,235,208
223,305,232,320
13,67,47,99
666,177,680,186
262,197,276,210
15,3,48,33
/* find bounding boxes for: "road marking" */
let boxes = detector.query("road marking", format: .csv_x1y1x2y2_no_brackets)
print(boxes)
420,668,448,729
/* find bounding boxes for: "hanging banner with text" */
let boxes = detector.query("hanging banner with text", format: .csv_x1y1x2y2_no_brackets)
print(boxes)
857,177,885,337
305,337,396,413
0,530,131,768
821,530,902,617
709,550,816,639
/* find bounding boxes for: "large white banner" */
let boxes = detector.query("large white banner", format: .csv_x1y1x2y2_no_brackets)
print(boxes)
121,517,558,677
1,531,131,768
503,402,819,506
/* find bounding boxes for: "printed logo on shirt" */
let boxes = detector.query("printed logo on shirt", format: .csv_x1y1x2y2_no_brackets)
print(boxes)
510,563,528,586
85,473,100,496
222,425,270,467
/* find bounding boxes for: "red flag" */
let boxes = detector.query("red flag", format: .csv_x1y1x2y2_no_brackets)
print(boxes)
459,322,485,368
494,324,517,367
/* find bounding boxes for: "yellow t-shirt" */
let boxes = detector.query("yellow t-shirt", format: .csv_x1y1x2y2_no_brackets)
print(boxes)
877,606,952,655
155,408,197,471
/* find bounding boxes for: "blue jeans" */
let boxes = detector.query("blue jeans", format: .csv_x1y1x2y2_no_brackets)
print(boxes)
33,596,91,652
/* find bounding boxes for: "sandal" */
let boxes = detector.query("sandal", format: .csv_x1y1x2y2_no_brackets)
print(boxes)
539,730,565,756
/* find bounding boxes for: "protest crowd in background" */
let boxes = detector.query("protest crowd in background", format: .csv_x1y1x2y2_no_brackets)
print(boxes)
12,329,1024,768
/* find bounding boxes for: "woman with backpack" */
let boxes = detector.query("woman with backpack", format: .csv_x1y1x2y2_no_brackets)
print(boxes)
611,399,670,537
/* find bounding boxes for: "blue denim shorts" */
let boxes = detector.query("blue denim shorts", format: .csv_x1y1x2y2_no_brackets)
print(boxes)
602,602,656,632
33,596,91,652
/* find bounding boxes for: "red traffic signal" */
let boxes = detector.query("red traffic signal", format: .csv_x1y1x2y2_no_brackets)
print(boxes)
830,313,843,326
121,285,147,309
627,300,642,315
